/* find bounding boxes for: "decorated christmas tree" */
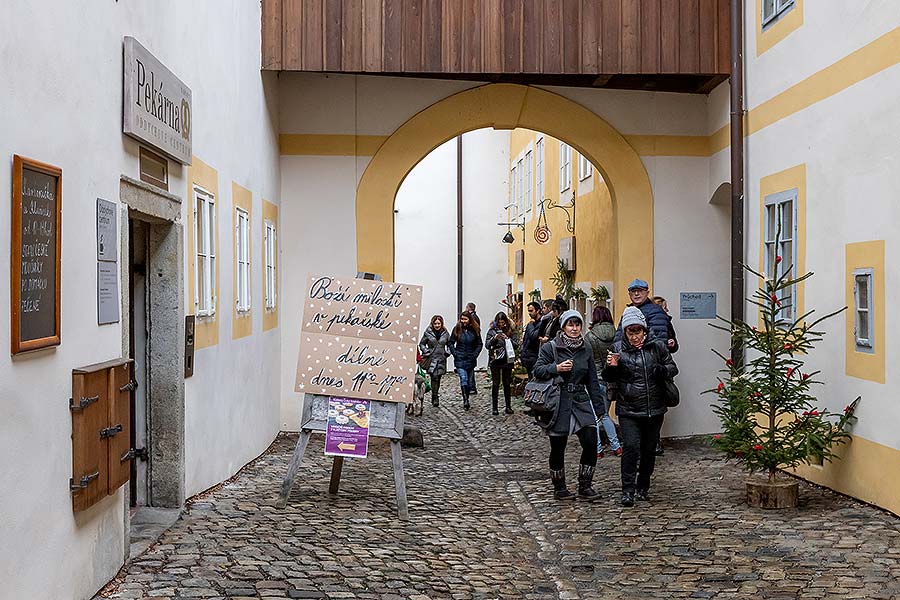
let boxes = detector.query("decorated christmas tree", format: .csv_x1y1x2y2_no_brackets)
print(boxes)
708,231,859,490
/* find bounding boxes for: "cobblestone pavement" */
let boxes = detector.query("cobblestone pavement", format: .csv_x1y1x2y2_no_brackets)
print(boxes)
98,373,900,600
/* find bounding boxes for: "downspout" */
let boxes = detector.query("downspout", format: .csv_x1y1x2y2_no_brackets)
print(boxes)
730,0,745,364
457,135,463,316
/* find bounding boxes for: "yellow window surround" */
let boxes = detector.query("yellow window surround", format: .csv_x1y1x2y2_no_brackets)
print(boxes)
845,240,885,384
187,156,220,350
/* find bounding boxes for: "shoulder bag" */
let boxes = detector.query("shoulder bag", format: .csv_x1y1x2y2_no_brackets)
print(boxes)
523,342,561,415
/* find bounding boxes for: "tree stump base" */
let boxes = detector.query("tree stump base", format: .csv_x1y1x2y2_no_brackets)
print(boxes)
746,478,799,509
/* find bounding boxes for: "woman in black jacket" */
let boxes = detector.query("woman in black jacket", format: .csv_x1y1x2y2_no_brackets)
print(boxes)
485,311,518,416
419,315,451,407
602,306,678,507
448,311,483,410
533,309,603,501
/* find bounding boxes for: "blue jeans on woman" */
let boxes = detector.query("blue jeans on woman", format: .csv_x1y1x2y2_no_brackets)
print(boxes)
456,367,475,394
592,382,621,452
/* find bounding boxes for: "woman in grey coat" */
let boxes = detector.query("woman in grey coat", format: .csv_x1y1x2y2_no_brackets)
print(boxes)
533,309,603,501
585,305,622,457
419,315,451,407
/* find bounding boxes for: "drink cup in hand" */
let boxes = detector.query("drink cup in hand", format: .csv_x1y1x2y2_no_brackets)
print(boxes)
607,352,620,366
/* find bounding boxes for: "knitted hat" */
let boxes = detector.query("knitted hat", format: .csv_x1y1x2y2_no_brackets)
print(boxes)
620,306,647,331
558,309,584,328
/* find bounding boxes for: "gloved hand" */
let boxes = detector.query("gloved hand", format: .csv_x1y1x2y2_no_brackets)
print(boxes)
651,364,669,380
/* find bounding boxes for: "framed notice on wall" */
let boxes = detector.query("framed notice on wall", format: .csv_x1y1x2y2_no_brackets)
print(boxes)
11,155,62,354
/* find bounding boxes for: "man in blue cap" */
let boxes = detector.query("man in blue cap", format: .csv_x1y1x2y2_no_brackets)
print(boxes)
614,279,672,348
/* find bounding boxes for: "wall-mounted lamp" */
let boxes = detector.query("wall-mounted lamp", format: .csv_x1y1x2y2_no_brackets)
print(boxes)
498,221,525,244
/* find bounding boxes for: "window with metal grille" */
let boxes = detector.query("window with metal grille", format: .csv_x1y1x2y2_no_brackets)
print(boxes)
853,269,874,352
762,0,795,27
264,221,277,310
193,187,216,317
235,207,251,313
763,189,797,324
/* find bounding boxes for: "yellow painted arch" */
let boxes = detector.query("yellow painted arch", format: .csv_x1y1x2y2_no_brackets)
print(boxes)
356,83,654,293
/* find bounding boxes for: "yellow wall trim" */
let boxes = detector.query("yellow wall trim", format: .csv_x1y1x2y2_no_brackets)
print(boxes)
280,133,387,156
755,0,804,56
845,241,885,384
187,156,220,350
757,164,806,329
262,199,279,332
793,433,900,517
232,182,253,340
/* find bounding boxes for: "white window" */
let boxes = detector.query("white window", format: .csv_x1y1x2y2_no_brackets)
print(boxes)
853,269,874,352
193,186,216,317
763,189,797,323
264,221,277,310
762,0,795,27
559,142,572,193
524,150,534,220
516,158,525,221
578,153,591,181
235,207,251,313
536,137,544,205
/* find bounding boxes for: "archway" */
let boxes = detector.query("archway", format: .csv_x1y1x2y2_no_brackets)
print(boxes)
355,83,654,296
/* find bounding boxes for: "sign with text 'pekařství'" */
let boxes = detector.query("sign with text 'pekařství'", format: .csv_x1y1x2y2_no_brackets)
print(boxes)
294,275,423,403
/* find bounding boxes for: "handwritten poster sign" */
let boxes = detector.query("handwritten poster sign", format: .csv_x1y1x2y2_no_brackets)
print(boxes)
325,398,371,458
294,275,423,403
11,155,62,354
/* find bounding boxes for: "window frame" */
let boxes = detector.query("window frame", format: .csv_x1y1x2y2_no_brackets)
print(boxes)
853,268,874,352
193,185,216,317
516,158,525,222
509,165,517,222
264,220,277,310
559,142,572,193
524,150,534,221
577,152,591,181
235,206,251,313
762,0,795,28
535,136,545,207
763,188,798,325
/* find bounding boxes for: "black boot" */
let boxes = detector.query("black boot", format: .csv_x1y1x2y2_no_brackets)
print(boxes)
431,391,439,407
577,465,600,500
621,490,635,507
550,469,575,500
462,390,470,411
504,393,513,414
655,437,665,456
491,395,499,416
636,488,651,501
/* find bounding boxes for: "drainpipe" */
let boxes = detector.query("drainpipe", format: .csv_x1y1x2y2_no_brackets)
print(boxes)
730,0,745,365
457,135,463,316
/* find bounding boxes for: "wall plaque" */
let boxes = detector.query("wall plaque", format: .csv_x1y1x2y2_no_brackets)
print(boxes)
96,198,117,262
97,262,120,325
123,37,192,165
295,275,423,403
680,292,718,320
11,155,62,354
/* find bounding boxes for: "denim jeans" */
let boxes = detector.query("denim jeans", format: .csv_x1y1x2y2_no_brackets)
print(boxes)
590,382,621,451
618,414,664,493
456,367,475,393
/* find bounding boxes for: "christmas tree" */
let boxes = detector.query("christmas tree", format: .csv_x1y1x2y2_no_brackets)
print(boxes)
708,231,859,484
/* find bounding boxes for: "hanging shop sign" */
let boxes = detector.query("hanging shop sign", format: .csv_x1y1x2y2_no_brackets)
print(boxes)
123,37,192,165
295,274,423,403
11,155,62,354
325,397,371,458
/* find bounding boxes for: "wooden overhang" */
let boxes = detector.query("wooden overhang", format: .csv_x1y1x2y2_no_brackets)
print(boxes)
262,0,730,94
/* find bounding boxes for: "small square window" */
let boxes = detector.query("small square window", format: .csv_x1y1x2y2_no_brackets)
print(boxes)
140,147,168,191
762,0,795,28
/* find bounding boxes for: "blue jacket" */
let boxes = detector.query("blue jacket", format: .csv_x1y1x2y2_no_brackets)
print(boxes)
614,300,670,344
448,327,483,370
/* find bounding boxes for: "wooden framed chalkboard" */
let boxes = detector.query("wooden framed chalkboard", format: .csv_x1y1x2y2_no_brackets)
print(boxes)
11,155,62,354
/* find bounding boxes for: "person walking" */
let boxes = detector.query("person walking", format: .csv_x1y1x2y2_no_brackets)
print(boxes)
585,305,622,458
539,297,568,344
448,311,482,410
602,307,678,507
520,301,542,378
614,279,671,346
465,302,481,394
419,315,451,407
485,312,518,415
533,309,603,501
651,296,679,456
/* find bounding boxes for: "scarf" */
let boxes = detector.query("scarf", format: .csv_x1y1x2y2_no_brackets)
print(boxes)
554,330,584,350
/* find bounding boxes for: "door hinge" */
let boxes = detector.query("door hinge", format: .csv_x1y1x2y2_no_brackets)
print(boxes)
133,447,149,461
69,395,100,411
100,424,124,439
70,471,100,492
120,448,136,462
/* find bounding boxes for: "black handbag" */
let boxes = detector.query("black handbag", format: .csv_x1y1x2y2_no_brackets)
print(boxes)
523,342,561,414
663,378,680,407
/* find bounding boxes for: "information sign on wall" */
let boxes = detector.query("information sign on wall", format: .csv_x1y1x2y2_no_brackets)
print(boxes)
680,292,718,320
123,37,192,165
96,198,117,262
294,275,423,403
11,155,62,354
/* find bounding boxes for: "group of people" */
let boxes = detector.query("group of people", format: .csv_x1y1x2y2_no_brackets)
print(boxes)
417,280,680,507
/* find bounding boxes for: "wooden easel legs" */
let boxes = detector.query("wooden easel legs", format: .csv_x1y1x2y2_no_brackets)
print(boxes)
277,430,311,508
391,440,409,520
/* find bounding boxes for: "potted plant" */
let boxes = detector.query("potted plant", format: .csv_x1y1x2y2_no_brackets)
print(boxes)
590,285,610,306
528,288,542,303
550,258,576,303
707,234,859,509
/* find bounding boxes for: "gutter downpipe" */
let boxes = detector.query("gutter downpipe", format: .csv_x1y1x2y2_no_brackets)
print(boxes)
457,135,463,316
730,0,746,365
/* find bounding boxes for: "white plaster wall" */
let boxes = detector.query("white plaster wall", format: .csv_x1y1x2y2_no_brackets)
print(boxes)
746,2,900,109
394,130,511,372
0,2,280,598
744,60,900,450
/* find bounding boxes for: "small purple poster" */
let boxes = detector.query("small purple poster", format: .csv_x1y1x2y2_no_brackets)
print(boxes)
325,397,371,458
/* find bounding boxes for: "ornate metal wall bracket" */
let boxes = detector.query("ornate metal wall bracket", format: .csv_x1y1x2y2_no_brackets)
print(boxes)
538,191,576,234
